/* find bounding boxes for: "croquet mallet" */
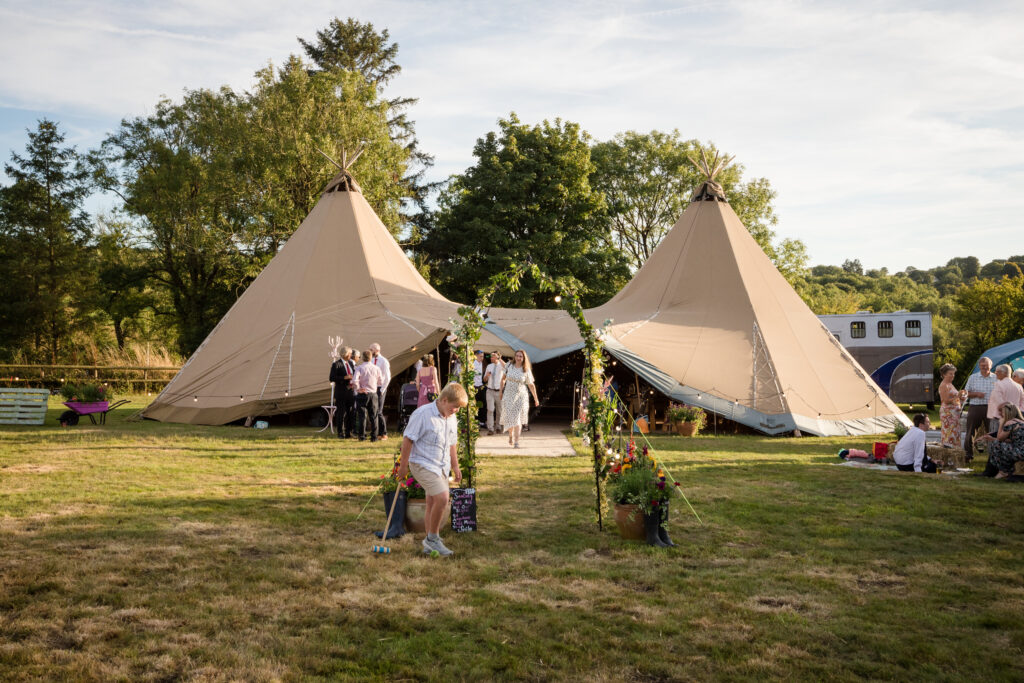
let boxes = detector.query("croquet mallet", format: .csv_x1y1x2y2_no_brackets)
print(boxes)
372,485,403,554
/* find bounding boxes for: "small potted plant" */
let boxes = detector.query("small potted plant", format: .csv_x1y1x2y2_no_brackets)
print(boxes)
666,402,707,436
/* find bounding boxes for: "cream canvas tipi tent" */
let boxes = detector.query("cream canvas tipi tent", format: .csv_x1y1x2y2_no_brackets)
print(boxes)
480,154,909,436
143,166,468,425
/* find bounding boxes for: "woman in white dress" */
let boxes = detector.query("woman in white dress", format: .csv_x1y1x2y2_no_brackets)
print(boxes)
500,349,539,448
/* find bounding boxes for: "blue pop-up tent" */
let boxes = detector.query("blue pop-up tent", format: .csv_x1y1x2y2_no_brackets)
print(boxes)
972,338,1024,373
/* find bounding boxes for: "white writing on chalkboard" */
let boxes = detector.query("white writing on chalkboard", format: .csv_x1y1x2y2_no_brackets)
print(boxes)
450,487,477,532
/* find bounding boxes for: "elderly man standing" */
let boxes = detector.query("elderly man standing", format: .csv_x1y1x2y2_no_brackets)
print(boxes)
370,343,391,441
352,349,384,442
988,363,1024,428
963,357,997,462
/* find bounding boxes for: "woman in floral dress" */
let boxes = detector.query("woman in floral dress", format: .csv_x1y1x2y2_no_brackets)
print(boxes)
980,403,1024,479
937,363,965,448
500,349,539,449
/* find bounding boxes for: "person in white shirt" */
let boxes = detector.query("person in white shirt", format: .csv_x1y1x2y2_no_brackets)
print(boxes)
963,357,996,461
472,349,486,426
483,351,505,435
370,343,391,441
987,364,1024,427
892,413,937,473
397,382,468,557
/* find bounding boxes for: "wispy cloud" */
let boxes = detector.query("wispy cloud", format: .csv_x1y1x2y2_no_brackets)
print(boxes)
1,0,1022,269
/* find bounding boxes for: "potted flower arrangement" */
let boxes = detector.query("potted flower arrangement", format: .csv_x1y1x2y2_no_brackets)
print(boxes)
607,441,677,547
667,402,707,436
378,454,446,535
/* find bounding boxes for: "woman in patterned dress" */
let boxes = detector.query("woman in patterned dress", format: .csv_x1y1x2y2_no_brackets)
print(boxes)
979,403,1024,479
500,349,539,449
937,363,964,448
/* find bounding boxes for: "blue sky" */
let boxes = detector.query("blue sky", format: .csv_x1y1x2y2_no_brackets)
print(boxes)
2,0,1022,270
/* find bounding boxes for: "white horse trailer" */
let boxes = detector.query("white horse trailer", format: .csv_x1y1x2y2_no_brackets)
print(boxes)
818,311,934,408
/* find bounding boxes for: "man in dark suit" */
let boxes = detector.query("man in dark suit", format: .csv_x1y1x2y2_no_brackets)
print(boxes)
328,347,357,438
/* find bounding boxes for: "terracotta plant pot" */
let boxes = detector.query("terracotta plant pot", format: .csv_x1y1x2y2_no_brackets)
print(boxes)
673,421,698,436
613,503,646,540
404,498,449,533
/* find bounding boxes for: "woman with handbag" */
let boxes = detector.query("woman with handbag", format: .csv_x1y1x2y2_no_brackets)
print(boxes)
415,354,440,407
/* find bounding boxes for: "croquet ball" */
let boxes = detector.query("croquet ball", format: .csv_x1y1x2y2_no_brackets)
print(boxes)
430,549,440,558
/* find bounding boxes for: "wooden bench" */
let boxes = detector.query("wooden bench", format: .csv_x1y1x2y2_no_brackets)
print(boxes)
0,388,50,426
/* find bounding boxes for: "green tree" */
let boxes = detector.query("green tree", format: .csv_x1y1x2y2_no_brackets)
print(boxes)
239,57,408,252
90,216,156,350
0,120,92,362
419,114,630,307
952,275,1024,360
94,90,251,354
590,130,806,281
299,18,430,232
95,62,404,354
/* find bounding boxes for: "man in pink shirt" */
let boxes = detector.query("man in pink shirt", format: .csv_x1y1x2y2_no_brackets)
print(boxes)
987,364,1024,430
351,349,384,441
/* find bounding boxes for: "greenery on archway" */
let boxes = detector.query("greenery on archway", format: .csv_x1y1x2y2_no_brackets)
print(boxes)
449,261,615,529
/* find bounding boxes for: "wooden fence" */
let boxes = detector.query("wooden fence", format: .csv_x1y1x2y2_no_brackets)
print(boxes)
0,364,181,395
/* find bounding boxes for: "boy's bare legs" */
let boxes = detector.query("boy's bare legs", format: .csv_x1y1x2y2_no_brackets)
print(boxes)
424,490,453,556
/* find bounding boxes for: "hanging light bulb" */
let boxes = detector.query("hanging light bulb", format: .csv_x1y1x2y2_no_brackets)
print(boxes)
194,396,198,402
284,390,289,397
240,395,244,401
554,295,562,303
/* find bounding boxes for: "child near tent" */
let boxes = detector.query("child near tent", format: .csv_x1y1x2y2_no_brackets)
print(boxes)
396,382,467,557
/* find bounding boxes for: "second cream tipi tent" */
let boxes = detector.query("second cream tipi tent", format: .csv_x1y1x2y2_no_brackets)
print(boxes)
481,153,909,436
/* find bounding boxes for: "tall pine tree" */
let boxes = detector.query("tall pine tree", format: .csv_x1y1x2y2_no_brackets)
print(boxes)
0,120,92,362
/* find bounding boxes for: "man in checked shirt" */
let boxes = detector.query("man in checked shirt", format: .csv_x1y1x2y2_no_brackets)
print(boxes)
963,357,996,462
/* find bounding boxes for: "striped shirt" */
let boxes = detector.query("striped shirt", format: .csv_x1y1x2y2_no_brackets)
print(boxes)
965,372,997,405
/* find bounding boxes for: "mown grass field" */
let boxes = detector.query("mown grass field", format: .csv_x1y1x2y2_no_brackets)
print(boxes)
2,396,1023,681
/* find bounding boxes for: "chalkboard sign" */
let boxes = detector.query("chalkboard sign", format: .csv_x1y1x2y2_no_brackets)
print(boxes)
450,487,477,532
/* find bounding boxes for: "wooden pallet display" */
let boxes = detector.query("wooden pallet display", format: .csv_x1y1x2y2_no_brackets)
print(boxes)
0,388,50,426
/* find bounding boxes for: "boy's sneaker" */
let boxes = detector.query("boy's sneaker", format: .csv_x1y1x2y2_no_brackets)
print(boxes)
422,537,454,556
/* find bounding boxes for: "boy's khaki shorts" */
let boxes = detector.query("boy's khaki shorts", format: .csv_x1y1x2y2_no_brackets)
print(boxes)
409,463,449,497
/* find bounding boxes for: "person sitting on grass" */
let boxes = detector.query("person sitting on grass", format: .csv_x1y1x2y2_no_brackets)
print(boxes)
396,381,467,557
977,403,1024,480
892,413,937,473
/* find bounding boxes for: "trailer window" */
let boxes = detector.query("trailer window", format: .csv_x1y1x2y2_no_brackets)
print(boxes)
850,321,866,339
905,320,921,337
878,320,893,338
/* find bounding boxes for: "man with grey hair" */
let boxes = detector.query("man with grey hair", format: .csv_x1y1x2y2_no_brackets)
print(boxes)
963,357,996,461
987,363,1024,430
1012,368,1024,388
